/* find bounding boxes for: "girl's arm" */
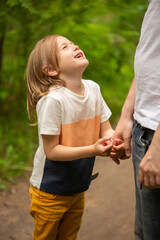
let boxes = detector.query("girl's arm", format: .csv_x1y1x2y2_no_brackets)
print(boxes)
42,134,113,161
100,120,114,139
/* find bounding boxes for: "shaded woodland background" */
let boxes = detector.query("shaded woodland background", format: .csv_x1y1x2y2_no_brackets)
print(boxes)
0,0,148,188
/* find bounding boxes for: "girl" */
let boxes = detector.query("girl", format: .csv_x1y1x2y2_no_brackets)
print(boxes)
27,35,124,240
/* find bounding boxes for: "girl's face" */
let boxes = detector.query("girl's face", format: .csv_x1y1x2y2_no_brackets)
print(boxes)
56,36,89,76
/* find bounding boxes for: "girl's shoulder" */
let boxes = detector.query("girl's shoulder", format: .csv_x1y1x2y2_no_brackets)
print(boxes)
36,87,64,110
82,79,100,91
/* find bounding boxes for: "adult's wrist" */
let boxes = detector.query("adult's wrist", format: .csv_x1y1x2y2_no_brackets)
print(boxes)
121,107,133,121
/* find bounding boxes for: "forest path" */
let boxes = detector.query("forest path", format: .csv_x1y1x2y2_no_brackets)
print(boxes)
0,157,135,240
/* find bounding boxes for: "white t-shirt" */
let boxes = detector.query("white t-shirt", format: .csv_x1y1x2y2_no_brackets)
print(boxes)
134,0,160,130
30,79,111,193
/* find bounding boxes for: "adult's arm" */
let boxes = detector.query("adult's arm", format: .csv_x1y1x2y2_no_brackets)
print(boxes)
112,77,136,158
138,123,160,188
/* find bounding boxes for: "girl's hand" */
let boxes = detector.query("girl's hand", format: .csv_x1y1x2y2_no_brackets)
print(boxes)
93,137,113,157
110,138,125,164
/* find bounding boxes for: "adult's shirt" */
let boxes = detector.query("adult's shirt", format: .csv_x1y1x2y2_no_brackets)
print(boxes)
134,0,160,130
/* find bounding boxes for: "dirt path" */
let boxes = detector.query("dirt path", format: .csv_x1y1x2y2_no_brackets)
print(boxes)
0,157,135,240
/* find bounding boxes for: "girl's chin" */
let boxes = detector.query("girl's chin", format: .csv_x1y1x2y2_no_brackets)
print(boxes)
83,59,89,66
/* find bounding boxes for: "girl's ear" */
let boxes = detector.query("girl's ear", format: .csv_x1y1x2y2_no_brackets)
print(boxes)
42,65,58,77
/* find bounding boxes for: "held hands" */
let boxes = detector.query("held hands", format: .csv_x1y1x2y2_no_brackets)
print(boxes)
108,117,133,164
110,138,125,165
93,137,125,165
93,137,113,157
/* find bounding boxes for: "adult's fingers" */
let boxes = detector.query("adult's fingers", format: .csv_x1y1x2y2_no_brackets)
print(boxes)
124,138,131,158
155,175,160,187
110,152,120,165
138,168,144,184
143,174,150,188
112,142,125,152
149,175,156,188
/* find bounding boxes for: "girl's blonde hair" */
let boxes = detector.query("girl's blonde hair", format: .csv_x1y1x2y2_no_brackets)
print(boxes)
26,34,65,122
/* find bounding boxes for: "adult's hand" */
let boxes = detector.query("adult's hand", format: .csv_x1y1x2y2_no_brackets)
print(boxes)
110,77,136,163
112,116,133,158
138,124,160,188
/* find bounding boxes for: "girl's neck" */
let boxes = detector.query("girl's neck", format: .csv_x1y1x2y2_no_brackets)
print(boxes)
59,73,85,96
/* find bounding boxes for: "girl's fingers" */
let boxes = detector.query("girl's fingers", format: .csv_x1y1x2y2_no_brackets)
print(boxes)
99,137,113,147
104,142,113,151
99,137,111,145
103,138,113,147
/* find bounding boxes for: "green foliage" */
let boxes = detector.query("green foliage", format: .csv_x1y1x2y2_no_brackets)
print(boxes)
0,0,148,188
0,120,37,188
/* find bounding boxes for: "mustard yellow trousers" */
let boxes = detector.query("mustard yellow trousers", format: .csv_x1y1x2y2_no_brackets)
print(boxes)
29,185,85,240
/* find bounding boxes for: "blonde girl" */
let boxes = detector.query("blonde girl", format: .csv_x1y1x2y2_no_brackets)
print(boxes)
27,35,123,240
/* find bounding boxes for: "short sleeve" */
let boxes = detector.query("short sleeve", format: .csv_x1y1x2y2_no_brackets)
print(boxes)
37,96,62,135
98,86,112,123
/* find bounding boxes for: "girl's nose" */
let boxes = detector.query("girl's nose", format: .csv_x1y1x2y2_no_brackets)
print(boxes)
74,45,79,51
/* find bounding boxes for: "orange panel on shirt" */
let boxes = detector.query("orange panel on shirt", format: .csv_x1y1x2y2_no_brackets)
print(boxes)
60,115,101,147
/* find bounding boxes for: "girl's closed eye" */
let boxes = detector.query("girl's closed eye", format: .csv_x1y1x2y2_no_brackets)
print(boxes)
62,45,67,50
